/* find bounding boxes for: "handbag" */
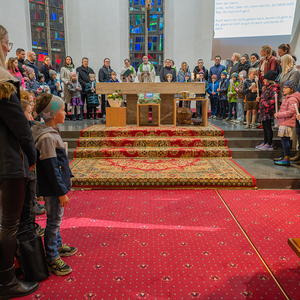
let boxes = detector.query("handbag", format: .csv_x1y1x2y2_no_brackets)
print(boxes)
16,222,50,282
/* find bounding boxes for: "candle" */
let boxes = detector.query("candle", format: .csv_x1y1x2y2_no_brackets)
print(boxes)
191,73,195,81
212,82,215,92
76,72,79,88
275,92,278,113
92,81,95,89
229,79,233,92
255,76,259,97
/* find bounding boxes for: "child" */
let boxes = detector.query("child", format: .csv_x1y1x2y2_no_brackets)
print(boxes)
217,70,229,120
224,73,239,122
19,99,45,236
235,71,246,124
108,71,119,82
48,70,62,97
7,57,25,89
243,68,261,129
256,70,280,150
38,73,50,94
85,73,100,120
196,71,209,119
32,93,77,275
68,72,83,121
24,66,41,97
208,74,219,119
274,81,300,166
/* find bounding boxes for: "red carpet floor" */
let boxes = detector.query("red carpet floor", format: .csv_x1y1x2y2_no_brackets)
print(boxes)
20,190,290,300
219,190,300,300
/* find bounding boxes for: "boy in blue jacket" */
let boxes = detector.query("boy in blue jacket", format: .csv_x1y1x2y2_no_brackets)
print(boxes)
48,70,62,97
208,74,219,119
32,93,77,276
217,70,229,120
85,73,100,119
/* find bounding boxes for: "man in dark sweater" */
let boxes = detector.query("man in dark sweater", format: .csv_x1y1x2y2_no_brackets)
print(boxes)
208,55,226,83
24,51,39,81
76,57,95,118
98,58,114,118
16,48,26,77
160,59,176,82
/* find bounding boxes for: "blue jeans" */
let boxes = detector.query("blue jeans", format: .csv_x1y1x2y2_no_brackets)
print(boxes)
44,195,63,261
281,136,290,156
210,96,218,116
228,102,237,119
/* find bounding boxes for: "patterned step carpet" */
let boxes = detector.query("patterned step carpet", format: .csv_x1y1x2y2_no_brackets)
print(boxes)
24,189,299,300
70,125,256,188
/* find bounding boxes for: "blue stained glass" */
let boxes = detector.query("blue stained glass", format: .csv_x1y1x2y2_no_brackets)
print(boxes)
135,28,139,33
153,37,157,42
130,44,132,51
148,43,152,49
136,37,141,42
130,39,133,43
158,0,161,4
160,22,163,30
141,0,145,4
41,42,45,46
134,0,139,4
136,19,141,25
153,14,157,18
135,44,141,51
50,13,57,20
33,41,37,45
139,26,143,33
130,25,133,29
157,7,161,11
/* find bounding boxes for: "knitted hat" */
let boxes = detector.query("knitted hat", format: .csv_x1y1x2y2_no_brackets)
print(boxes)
211,74,217,79
49,70,56,77
199,70,204,74
23,65,34,75
251,53,259,60
238,70,247,78
221,70,227,75
70,72,77,77
263,70,277,82
38,73,44,80
284,80,298,91
231,72,238,79
89,73,96,78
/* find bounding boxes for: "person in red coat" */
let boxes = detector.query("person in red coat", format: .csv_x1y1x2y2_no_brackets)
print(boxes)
258,45,277,85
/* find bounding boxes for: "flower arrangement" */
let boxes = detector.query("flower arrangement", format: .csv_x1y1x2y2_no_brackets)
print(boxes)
107,90,124,107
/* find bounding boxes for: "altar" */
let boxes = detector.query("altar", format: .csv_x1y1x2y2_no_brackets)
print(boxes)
96,82,206,126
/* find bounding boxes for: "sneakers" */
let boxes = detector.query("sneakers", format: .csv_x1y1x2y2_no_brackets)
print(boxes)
212,115,217,119
223,117,230,121
47,257,72,276
36,224,45,237
58,244,78,257
36,202,46,215
260,144,274,151
255,143,265,149
274,156,290,166
251,124,256,129
208,115,213,119
244,124,250,129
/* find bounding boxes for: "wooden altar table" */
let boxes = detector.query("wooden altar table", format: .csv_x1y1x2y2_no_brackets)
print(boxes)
96,82,205,125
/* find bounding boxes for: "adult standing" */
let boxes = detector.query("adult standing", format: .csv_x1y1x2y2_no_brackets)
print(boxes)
160,59,176,82
170,59,177,74
40,55,55,84
121,59,136,82
0,24,39,299
258,45,277,84
277,44,295,76
24,51,39,81
237,55,251,75
177,62,191,108
137,55,155,82
208,55,226,83
193,59,209,82
250,53,260,70
77,57,95,118
16,48,26,77
60,56,75,118
98,58,113,118
229,53,240,77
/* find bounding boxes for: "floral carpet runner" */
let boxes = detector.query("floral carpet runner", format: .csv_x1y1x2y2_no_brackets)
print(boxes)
70,125,256,188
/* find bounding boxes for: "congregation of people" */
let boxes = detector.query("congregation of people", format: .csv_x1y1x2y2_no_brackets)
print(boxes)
1,18,300,298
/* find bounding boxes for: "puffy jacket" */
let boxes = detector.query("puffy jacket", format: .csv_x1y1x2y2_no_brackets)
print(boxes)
0,67,36,179
176,67,191,82
68,81,82,99
85,81,100,106
237,61,251,75
258,56,277,84
40,65,55,83
98,65,113,83
76,65,95,94
160,67,176,82
208,81,219,96
277,92,300,127
218,78,229,100
227,81,239,103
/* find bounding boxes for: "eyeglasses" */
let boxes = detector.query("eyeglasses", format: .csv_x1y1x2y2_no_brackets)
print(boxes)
1,39,13,51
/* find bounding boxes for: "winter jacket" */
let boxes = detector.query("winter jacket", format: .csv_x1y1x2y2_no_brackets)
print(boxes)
38,82,50,93
258,56,277,84
193,66,209,82
251,60,260,71
7,68,25,89
0,67,36,180
208,81,219,97
85,81,100,106
236,81,245,98
160,67,176,82
176,67,191,82
258,83,281,122
237,61,251,75
40,65,55,84
76,65,95,94
31,122,72,197
25,78,40,96
68,81,82,99
48,79,62,96
227,81,239,103
243,78,262,101
279,67,300,92
277,92,300,127
60,65,75,103
218,78,229,100
17,58,26,76
108,78,119,83
229,62,239,77
24,59,39,81
98,65,113,83
208,64,226,83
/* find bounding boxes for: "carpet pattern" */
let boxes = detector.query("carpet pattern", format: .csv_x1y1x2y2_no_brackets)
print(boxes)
26,190,286,300
219,190,300,300
70,125,256,188
70,158,255,188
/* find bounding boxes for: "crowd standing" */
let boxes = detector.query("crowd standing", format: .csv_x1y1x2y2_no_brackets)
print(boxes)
1,19,300,298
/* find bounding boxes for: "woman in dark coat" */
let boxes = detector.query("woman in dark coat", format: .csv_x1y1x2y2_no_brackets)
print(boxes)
40,55,55,83
0,24,39,299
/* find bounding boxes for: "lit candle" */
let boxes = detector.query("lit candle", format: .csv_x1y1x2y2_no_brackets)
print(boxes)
196,74,200,81
92,81,95,89
255,76,259,97
275,92,278,113
230,79,233,91
76,72,79,88
212,82,215,91
191,73,195,81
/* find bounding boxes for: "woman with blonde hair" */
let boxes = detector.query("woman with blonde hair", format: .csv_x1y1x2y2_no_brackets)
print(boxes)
279,54,300,90
0,24,39,298
177,62,191,108
7,57,25,89
258,45,278,84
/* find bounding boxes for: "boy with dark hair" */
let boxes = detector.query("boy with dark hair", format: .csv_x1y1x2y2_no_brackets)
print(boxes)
32,93,77,276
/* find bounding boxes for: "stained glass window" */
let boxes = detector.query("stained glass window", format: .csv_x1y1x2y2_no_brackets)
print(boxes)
129,0,164,73
29,0,66,71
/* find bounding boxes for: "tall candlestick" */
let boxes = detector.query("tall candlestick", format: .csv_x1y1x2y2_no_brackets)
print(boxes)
76,72,79,88
212,82,215,92
229,79,233,91
255,76,259,97
275,92,278,113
